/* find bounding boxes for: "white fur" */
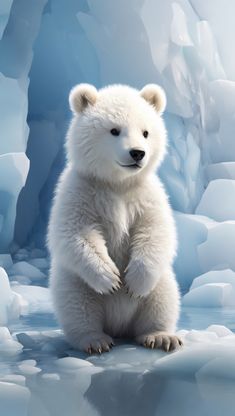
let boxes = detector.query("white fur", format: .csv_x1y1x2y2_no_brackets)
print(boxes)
47,83,181,353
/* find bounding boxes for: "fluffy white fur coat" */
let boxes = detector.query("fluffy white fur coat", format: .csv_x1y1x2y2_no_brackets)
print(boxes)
47,83,181,353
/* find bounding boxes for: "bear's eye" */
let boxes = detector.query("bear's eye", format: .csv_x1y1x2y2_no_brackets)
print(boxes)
143,130,149,138
110,128,120,136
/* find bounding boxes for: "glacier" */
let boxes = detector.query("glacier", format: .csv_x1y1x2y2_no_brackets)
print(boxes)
1,0,235,415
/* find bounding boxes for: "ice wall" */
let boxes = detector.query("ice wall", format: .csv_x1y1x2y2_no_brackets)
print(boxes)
14,0,100,247
0,0,47,251
0,0,235,297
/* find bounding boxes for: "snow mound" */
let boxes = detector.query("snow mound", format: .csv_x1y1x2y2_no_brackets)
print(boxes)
11,275,31,285
196,180,235,221
183,282,235,307
9,261,46,282
0,382,30,416
183,268,235,307
0,267,21,325
191,269,235,290
206,325,233,337
198,222,235,273
12,284,53,315
0,327,23,356
56,357,94,370
28,257,49,270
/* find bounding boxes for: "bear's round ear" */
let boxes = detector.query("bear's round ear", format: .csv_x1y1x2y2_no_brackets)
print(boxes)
140,84,166,114
69,83,98,114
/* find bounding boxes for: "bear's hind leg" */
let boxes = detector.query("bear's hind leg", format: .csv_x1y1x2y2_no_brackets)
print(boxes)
50,266,114,353
132,269,182,352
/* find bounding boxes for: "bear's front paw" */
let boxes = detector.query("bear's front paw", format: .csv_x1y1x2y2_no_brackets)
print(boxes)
124,258,157,298
93,261,122,295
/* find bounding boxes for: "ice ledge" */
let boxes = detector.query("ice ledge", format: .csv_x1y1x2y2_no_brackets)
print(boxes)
0,326,231,416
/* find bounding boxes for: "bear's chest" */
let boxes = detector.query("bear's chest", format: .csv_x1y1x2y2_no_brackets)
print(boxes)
94,190,138,270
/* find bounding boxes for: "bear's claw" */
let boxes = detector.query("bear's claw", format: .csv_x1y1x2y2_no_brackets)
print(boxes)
136,332,183,352
81,332,114,354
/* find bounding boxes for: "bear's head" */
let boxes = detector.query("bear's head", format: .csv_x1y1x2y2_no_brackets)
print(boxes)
66,83,167,186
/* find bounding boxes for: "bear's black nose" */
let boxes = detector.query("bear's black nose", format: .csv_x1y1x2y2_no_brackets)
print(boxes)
129,149,145,162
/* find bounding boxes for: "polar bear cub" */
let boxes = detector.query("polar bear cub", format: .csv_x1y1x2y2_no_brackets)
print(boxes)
47,83,182,353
